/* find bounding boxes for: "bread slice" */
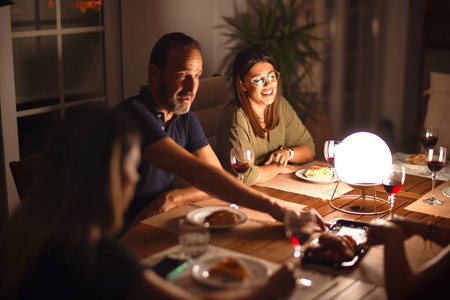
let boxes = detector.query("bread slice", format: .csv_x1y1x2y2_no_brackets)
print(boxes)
208,257,250,282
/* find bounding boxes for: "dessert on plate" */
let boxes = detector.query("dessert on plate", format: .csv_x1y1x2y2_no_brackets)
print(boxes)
305,164,331,179
408,153,426,165
204,210,240,226
208,257,250,282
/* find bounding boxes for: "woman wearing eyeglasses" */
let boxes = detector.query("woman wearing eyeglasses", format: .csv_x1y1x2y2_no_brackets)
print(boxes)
217,47,315,185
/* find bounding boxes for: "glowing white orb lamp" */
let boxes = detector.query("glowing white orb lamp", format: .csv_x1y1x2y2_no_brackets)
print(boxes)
330,132,392,215
335,132,392,185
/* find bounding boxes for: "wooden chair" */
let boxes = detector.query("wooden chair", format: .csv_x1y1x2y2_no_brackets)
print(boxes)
9,154,42,202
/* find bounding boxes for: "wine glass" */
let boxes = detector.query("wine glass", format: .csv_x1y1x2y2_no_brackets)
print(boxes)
323,140,340,198
382,164,405,218
284,209,317,286
423,147,447,206
420,127,439,151
230,147,254,183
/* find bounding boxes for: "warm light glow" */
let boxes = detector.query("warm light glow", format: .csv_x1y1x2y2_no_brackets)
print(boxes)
75,0,103,13
335,132,392,185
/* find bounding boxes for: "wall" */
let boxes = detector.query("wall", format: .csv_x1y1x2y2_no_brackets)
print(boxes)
121,0,245,99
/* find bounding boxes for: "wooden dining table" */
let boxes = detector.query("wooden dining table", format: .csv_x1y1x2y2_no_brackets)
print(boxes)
120,174,449,299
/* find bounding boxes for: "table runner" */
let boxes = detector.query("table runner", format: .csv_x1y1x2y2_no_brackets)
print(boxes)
405,180,450,218
255,161,353,200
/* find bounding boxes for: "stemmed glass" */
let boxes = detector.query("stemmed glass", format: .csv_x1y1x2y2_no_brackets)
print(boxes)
323,140,340,198
382,164,405,218
284,209,317,287
423,147,447,206
230,147,254,183
420,127,439,151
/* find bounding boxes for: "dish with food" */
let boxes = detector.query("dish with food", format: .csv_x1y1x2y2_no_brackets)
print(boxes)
304,219,370,267
295,168,339,184
187,206,248,229
191,256,270,288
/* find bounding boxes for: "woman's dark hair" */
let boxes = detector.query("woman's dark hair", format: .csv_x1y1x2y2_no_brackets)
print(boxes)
232,47,279,138
149,32,201,71
0,107,141,298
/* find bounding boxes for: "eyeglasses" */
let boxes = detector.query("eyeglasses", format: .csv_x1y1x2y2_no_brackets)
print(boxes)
248,71,280,88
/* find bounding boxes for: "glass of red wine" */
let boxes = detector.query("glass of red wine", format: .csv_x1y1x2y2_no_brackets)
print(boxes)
284,209,317,286
323,140,340,198
230,147,254,183
382,164,405,218
423,147,447,206
420,127,439,150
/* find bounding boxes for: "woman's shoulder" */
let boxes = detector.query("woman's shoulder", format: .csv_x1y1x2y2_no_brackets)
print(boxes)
223,100,247,121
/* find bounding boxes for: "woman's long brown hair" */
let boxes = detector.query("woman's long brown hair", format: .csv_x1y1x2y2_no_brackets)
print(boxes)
232,47,279,139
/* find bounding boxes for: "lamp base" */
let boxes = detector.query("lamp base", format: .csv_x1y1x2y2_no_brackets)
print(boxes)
329,181,389,215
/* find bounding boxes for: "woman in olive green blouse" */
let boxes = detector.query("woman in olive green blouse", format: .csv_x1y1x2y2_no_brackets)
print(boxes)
218,47,315,185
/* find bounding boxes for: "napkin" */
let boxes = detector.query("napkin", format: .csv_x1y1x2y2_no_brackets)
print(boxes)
405,180,450,218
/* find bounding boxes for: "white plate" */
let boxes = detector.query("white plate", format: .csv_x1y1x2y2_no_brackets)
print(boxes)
295,169,339,184
191,255,271,288
395,154,427,173
187,206,248,229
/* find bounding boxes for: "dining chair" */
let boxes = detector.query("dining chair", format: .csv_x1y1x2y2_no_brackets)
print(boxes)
191,75,230,154
9,154,42,202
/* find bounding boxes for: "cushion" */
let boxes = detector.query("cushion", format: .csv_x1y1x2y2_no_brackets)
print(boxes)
424,71,450,158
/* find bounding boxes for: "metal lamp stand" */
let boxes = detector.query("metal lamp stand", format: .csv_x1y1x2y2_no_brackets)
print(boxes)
329,180,390,215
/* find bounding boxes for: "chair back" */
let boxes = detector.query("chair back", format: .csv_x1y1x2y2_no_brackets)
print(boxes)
9,154,42,202
191,76,230,153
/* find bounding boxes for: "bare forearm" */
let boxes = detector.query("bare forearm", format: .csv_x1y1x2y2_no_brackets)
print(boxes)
289,145,315,164
167,186,212,206
144,139,285,221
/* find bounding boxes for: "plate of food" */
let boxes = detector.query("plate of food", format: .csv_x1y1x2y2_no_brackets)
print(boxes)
395,153,427,173
187,206,248,229
303,219,370,268
295,164,338,184
191,256,271,288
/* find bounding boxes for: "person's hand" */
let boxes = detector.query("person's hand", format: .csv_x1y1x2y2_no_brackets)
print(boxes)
304,207,327,231
264,148,292,167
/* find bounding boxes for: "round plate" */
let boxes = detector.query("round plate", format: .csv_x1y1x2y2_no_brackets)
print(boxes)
295,169,338,184
395,153,427,173
191,255,271,288
187,206,248,229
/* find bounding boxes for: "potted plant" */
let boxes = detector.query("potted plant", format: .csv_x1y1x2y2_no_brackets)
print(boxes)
220,0,323,121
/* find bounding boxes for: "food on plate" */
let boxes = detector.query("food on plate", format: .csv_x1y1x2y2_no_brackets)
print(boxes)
408,153,426,165
204,210,240,226
208,257,250,282
305,164,331,179
306,232,357,263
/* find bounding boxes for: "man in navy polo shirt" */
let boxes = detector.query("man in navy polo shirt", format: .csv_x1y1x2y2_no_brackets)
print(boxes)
117,32,325,232
118,33,222,229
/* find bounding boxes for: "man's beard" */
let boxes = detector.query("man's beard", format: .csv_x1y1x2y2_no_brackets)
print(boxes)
159,83,192,115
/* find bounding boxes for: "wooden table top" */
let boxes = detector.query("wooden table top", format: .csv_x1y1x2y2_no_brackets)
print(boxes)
120,174,448,299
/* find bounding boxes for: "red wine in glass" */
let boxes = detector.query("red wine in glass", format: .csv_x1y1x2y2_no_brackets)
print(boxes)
382,180,403,195
232,162,250,174
423,147,447,206
427,161,445,172
383,165,405,217
326,157,335,167
420,127,439,150
420,136,438,149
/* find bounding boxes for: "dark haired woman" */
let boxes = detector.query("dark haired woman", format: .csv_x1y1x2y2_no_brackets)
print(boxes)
218,47,315,185
0,109,197,299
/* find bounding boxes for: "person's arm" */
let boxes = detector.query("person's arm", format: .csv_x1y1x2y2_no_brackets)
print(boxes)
391,216,450,247
253,163,301,184
142,137,287,221
264,96,315,166
368,220,412,299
